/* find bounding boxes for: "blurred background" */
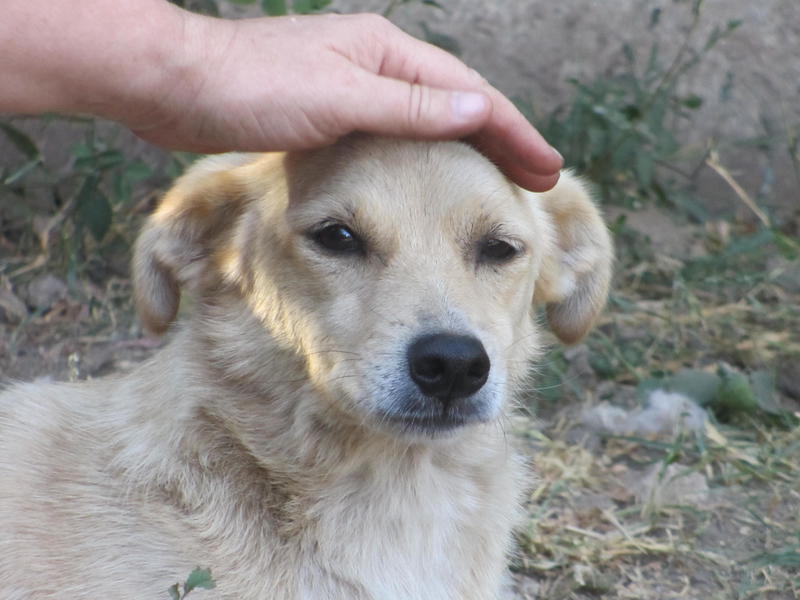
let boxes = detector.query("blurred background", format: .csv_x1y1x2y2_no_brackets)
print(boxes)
1,1,798,598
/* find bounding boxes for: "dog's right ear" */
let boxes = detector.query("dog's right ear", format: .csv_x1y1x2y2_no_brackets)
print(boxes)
132,154,256,334
533,173,613,345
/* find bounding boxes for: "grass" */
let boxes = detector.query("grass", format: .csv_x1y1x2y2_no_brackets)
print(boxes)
513,421,800,599
513,209,800,599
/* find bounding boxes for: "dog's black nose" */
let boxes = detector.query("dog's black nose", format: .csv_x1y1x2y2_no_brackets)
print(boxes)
407,334,490,402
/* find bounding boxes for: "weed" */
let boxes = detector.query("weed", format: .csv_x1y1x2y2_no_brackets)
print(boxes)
519,1,741,219
167,568,216,599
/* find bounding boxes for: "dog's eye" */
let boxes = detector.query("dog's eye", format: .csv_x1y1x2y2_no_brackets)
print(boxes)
312,224,364,255
479,238,518,263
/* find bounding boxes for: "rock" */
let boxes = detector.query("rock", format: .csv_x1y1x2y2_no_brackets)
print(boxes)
623,390,708,436
577,390,708,439
0,286,28,324
633,463,710,510
26,274,69,311
579,402,629,434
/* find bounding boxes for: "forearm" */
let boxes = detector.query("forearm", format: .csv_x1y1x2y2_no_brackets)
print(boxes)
0,0,189,125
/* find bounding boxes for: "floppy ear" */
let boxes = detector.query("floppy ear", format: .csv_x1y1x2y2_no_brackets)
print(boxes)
533,172,613,345
132,154,257,334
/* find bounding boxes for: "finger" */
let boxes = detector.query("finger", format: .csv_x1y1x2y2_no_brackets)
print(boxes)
339,72,493,139
501,163,561,193
371,29,563,177
370,23,487,90
469,92,564,178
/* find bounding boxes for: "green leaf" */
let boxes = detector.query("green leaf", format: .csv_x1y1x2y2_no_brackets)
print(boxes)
123,160,153,183
622,43,635,65
167,583,181,600
648,7,662,29
774,231,800,259
721,229,774,258
192,0,221,16
680,94,703,109
634,151,654,189
184,567,216,593
75,149,125,172
668,369,721,407
71,141,93,160
3,157,42,186
112,173,132,206
292,0,312,12
747,548,800,568
0,122,40,159
714,368,758,418
261,0,287,15
636,377,665,403
75,176,112,242
726,19,743,32
291,0,331,12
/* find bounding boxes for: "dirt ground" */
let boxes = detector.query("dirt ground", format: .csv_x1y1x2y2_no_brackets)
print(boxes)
1,1,799,598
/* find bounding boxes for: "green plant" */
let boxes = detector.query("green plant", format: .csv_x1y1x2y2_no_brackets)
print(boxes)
168,568,216,599
170,0,441,17
169,0,332,16
1,118,156,283
525,1,741,216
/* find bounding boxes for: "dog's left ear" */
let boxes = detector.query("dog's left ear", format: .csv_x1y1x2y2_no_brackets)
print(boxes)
533,173,613,345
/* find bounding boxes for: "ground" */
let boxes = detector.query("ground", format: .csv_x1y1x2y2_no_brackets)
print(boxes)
2,200,798,600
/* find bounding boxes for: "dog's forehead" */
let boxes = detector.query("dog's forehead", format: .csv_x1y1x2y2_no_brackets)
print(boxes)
285,138,532,230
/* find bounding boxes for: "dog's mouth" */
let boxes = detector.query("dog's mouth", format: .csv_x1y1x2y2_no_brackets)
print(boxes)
377,405,488,435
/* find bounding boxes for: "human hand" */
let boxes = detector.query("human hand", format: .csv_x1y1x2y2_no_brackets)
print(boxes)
129,11,562,192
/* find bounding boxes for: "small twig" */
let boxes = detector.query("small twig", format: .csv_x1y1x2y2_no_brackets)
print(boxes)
705,151,771,227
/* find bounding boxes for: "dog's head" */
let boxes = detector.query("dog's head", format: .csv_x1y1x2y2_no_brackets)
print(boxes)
133,137,612,437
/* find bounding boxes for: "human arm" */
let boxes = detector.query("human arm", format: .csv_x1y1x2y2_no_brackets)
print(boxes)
0,0,562,191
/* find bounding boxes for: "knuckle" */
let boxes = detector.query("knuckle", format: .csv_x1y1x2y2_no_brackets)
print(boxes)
356,12,391,31
406,83,431,130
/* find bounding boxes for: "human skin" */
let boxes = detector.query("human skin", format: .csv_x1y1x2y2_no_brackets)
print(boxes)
0,0,562,191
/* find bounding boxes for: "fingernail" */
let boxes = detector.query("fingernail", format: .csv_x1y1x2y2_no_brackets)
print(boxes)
550,146,564,164
452,91,488,121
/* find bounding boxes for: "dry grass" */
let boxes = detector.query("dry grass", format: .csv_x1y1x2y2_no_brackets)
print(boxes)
511,211,800,600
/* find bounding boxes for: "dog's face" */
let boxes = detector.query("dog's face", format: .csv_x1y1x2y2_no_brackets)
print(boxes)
134,137,612,438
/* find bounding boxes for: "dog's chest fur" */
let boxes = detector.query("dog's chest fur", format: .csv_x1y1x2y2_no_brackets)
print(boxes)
148,375,523,600
183,431,522,600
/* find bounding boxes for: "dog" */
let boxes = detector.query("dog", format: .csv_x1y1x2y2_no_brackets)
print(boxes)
0,135,612,599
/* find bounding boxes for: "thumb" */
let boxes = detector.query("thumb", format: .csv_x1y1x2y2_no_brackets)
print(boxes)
343,74,492,139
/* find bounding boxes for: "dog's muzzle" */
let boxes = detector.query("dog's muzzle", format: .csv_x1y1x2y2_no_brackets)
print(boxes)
378,332,492,433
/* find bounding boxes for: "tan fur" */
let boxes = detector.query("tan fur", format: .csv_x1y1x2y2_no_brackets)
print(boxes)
0,136,612,599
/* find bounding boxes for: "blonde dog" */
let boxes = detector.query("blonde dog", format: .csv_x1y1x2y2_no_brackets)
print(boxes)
0,136,612,599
